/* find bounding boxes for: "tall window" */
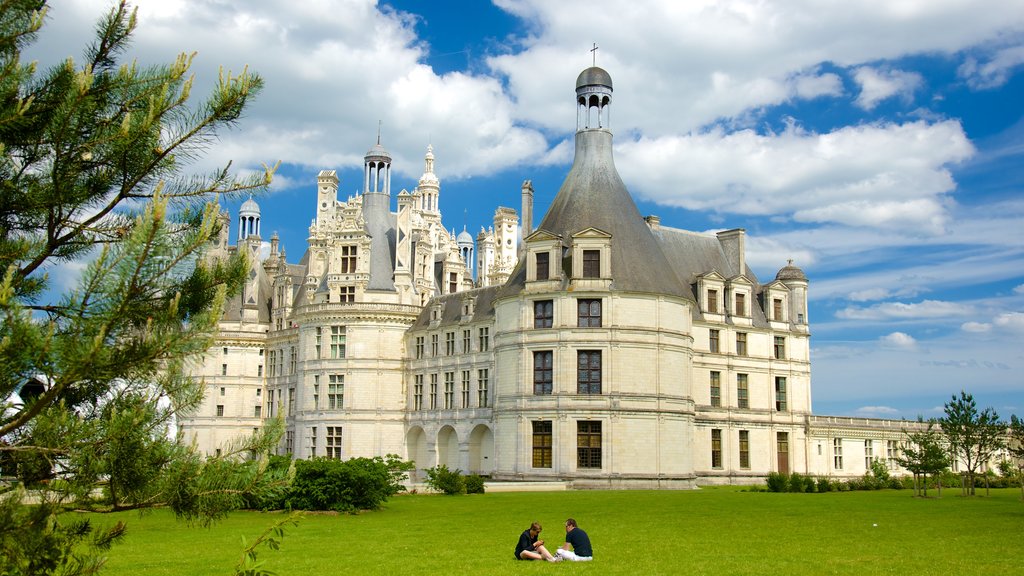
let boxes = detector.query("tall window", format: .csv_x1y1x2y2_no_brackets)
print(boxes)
864,440,874,470
339,286,355,303
735,292,746,316
773,298,783,321
535,251,550,281
774,336,785,360
444,372,455,409
328,375,344,410
887,440,899,469
462,329,471,353
221,364,227,376
534,300,554,328
709,329,720,353
415,336,424,359
268,351,276,377
429,374,438,410
461,371,470,408
289,347,297,374
340,246,357,273
449,272,458,294
577,351,602,394
445,332,455,355
534,351,553,395
739,430,750,469
577,421,602,468
710,371,721,407
430,334,438,356
477,369,489,407
254,405,262,418
775,377,787,411
308,427,317,458
833,438,843,469
532,421,553,468
577,299,602,327
216,404,224,417
312,375,319,408
330,326,346,359
737,374,749,409
327,426,342,459
414,374,423,410
582,249,601,278
284,430,294,455
707,289,718,313
736,332,747,356
315,327,322,357
479,327,490,351
711,429,723,469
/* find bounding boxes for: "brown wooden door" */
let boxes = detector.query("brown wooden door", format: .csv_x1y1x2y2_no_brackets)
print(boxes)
777,432,790,474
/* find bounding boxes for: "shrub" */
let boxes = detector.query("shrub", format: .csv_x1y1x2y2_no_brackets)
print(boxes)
287,456,407,512
787,472,808,493
816,476,832,493
382,454,415,494
464,474,486,494
424,465,466,495
870,460,891,483
765,472,788,492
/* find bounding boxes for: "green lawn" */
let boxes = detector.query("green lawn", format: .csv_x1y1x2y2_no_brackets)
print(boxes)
92,487,1023,575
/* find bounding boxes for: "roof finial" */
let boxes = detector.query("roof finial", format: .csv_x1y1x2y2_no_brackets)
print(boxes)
787,258,794,266
377,120,382,145
590,42,599,66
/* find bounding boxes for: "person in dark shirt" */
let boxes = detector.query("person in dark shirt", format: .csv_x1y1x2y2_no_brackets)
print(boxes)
555,518,593,562
514,521,558,561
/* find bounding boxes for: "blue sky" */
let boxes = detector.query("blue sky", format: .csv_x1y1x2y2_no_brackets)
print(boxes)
29,1,1024,418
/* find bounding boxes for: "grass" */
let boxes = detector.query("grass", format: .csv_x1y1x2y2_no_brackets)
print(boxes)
91,487,1023,576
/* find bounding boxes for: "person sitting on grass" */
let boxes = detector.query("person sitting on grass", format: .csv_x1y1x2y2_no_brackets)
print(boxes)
515,521,558,561
555,518,593,562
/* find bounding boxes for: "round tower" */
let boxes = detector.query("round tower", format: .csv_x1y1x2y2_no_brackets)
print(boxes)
576,66,613,131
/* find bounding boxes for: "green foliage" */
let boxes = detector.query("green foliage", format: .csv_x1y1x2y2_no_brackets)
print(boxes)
463,474,486,494
286,456,410,512
940,391,1004,496
423,465,466,495
895,419,950,497
765,472,788,492
233,513,301,576
869,459,890,483
0,1,277,571
816,476,833,493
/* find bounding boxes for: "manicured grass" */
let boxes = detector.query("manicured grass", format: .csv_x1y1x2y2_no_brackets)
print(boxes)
92,488,1022,575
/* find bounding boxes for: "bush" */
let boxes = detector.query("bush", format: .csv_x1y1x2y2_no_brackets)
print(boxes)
286,456,411,512
464,474,486,494
788,472,810,493
870,460,891,483
424,465,466,495
765,472,788,493
816,476,833,493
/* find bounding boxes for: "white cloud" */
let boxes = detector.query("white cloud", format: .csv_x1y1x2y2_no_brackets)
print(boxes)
993,311,1024,332
959,44,1024,89
837,299,972,321
880,332,918,348
961,321,992,333
616,120,973,234
854,405,901,417
852,66,923,109
1015,284,1024,295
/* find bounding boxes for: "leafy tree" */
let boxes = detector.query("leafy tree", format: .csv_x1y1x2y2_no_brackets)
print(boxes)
1,1,280,573
895,419,949,497
1009,415,1024,500
940,391,1003,496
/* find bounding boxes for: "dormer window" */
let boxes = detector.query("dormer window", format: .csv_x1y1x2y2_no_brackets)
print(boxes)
536,252,550,281
707,289,719,313
773,298,784,321
735,293,746,317
340,245,357,273
582,250,600,278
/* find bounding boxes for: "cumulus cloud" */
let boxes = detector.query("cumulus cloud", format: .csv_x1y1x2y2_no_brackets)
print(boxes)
993,311,1024,332
880,332,918,348
961,321,992,333
852,66,924,109
959,44,1024,89
616,120,973,234
854,405,901,417
1015,284,1024,294
837,299,973,321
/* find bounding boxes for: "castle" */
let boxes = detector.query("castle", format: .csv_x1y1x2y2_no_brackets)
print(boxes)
180,66,917,487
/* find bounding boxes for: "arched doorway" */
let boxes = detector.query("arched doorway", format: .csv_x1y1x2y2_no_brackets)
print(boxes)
436,425,460,470
406,426,430,480
468,424,495,475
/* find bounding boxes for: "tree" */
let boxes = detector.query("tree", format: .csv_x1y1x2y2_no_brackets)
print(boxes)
1,1,280,573
940,391,1003,496
1009,415,1024,500
895,419,949,497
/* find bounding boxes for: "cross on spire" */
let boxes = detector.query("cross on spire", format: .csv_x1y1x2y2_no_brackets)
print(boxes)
590,42,599,66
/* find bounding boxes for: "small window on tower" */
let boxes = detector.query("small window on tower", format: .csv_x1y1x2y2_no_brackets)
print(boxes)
535,252,550,280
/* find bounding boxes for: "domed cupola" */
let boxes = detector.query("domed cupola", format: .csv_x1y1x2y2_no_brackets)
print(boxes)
776,259,807,282
238,195,261,240
576,66,613,131
363,130,392,195
417,145,441,212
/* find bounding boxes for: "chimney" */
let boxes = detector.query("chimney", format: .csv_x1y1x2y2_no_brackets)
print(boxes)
716,229,746,278
521,180,534,238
